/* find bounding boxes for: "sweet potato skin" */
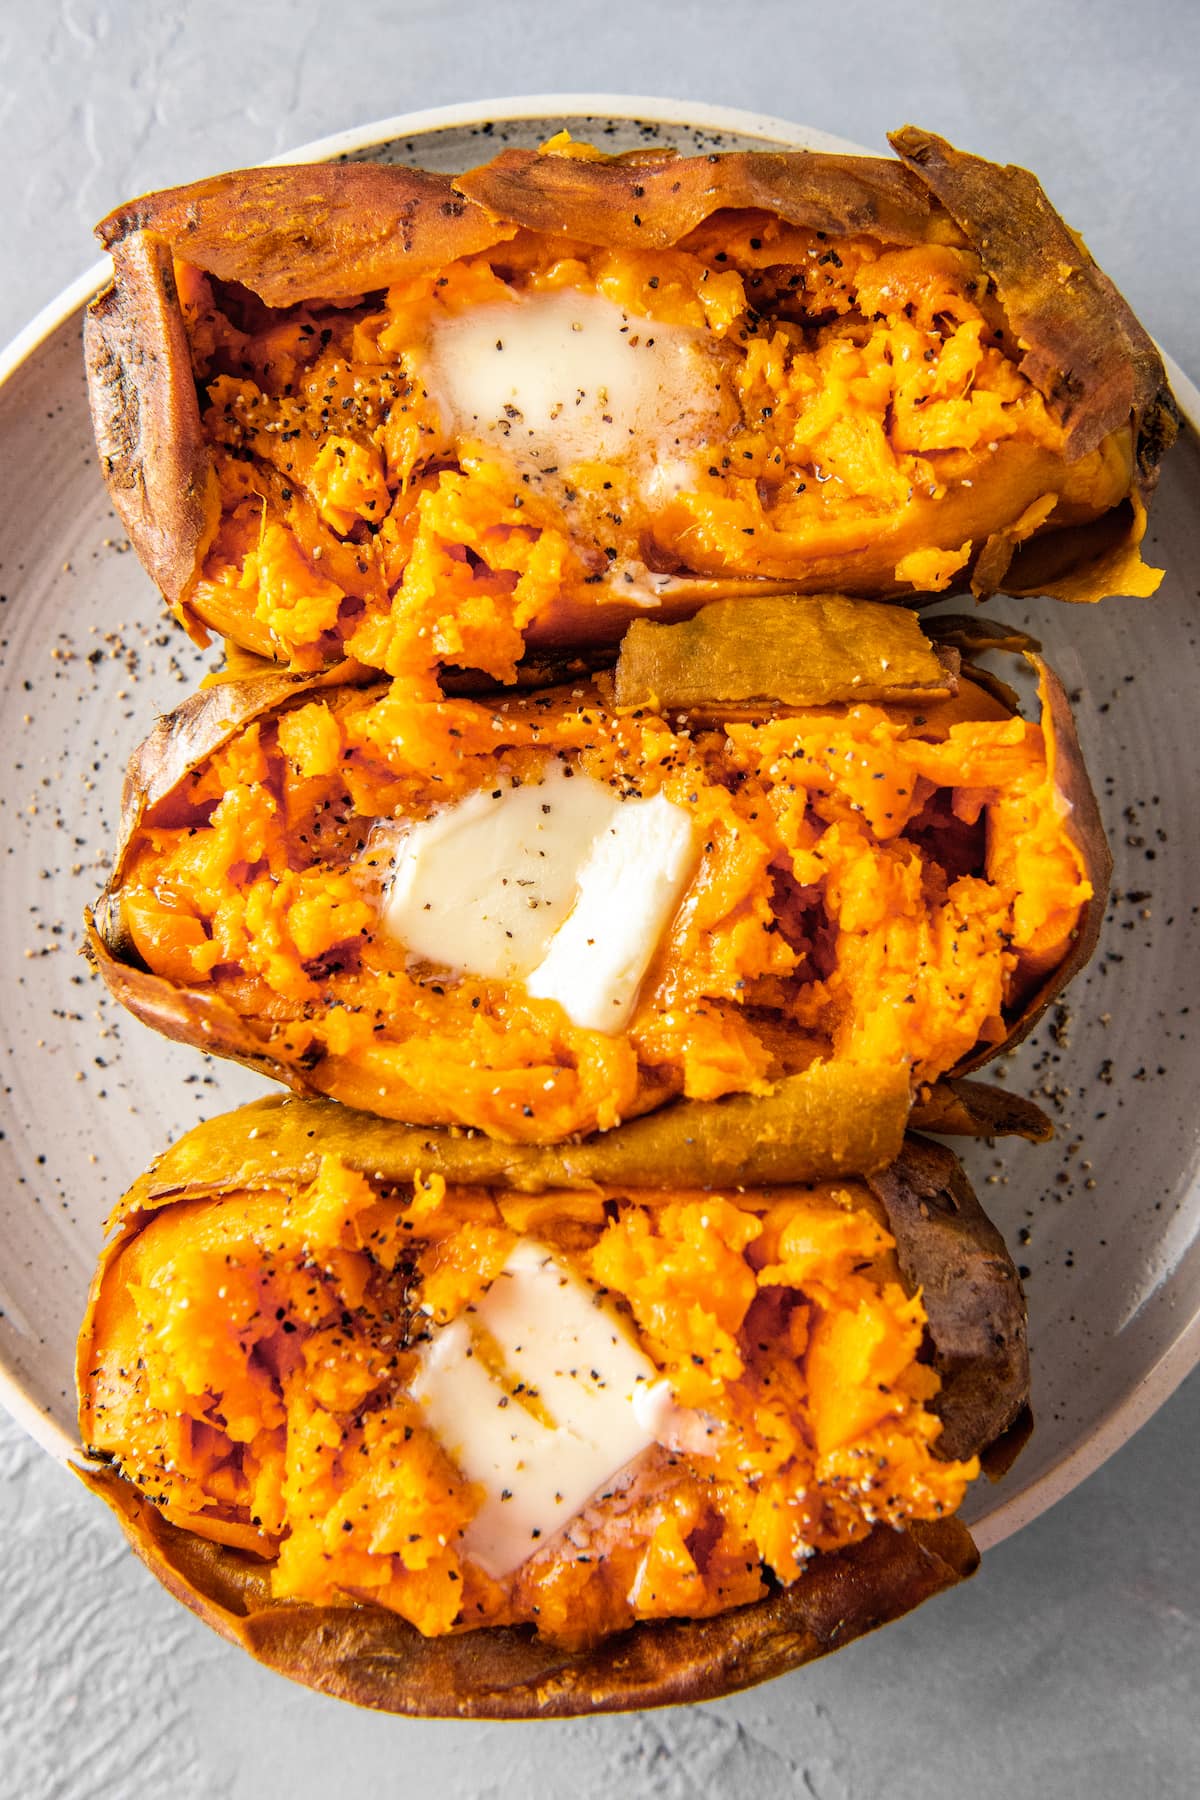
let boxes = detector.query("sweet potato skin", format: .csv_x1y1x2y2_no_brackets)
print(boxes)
888,127,1178,607
83,131,1176,656
76,1113,1020,1716
868,1135,1030,1467
84,233,217,610
908,1076,1052,1145
76,1464,978,1717
613,595,960,714
94,162,516,305
453,143,935,250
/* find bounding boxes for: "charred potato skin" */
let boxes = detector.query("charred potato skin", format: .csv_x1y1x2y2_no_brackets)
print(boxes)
84,622,1110,1133
77,1107,1021,1717
83,131,1175,651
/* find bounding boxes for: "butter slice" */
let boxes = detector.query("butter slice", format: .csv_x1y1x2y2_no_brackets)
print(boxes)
377,767,696,1033
379,763,616,980
526,790,696,1032
425,288,723,479
411,1241,665,1578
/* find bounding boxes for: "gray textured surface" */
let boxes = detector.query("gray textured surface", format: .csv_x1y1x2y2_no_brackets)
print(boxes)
2,4,1199,1796
4,1375,1198,1797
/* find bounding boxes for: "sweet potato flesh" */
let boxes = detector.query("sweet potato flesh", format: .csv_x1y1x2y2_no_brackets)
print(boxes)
176,220,1131,684
80,1160,975,1648
115,677,1090,1141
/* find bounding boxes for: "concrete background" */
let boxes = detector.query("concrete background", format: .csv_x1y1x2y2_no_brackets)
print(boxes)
1,3,1198,1795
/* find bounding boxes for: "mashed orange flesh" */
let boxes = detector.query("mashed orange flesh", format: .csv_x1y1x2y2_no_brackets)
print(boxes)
117,678,1090,1142
175,219,1133,685
81,1156,977,1647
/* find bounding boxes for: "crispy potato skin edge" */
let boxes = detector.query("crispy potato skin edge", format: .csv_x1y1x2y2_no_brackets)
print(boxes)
76,1465,978,1717
888,128,1174,473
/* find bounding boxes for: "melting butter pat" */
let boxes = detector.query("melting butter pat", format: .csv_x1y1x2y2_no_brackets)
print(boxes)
526,790,696,1032
425,288,724,479
379,763,615,980
377,766,696,1032
411,1240,673,1579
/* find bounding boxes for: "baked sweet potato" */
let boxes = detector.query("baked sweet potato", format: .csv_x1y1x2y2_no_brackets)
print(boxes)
76,1097,1028,1715
86,600,1108,1144
84,128,1175,687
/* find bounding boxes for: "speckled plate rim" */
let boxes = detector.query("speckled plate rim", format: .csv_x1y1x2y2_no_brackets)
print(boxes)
1,93,1197,1559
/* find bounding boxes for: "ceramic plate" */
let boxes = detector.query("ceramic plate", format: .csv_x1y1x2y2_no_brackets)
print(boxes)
1,98,1197,1556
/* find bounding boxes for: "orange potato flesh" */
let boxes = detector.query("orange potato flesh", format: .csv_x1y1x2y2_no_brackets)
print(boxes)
79,1155,975,1649
174,226,1134,688
106,673,1090,1143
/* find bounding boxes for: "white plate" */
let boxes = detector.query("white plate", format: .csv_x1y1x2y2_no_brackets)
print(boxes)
1,97,1197,1558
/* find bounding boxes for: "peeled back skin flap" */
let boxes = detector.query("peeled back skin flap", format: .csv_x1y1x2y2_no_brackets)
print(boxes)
83,129,1175,685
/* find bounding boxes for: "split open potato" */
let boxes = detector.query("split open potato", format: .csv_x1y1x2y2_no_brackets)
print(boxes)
85,128,1175,689
77,1098,1028,1716
87,601,1108,1145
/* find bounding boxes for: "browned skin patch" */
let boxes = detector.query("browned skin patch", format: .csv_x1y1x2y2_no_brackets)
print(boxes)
868,1134,1030,1465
